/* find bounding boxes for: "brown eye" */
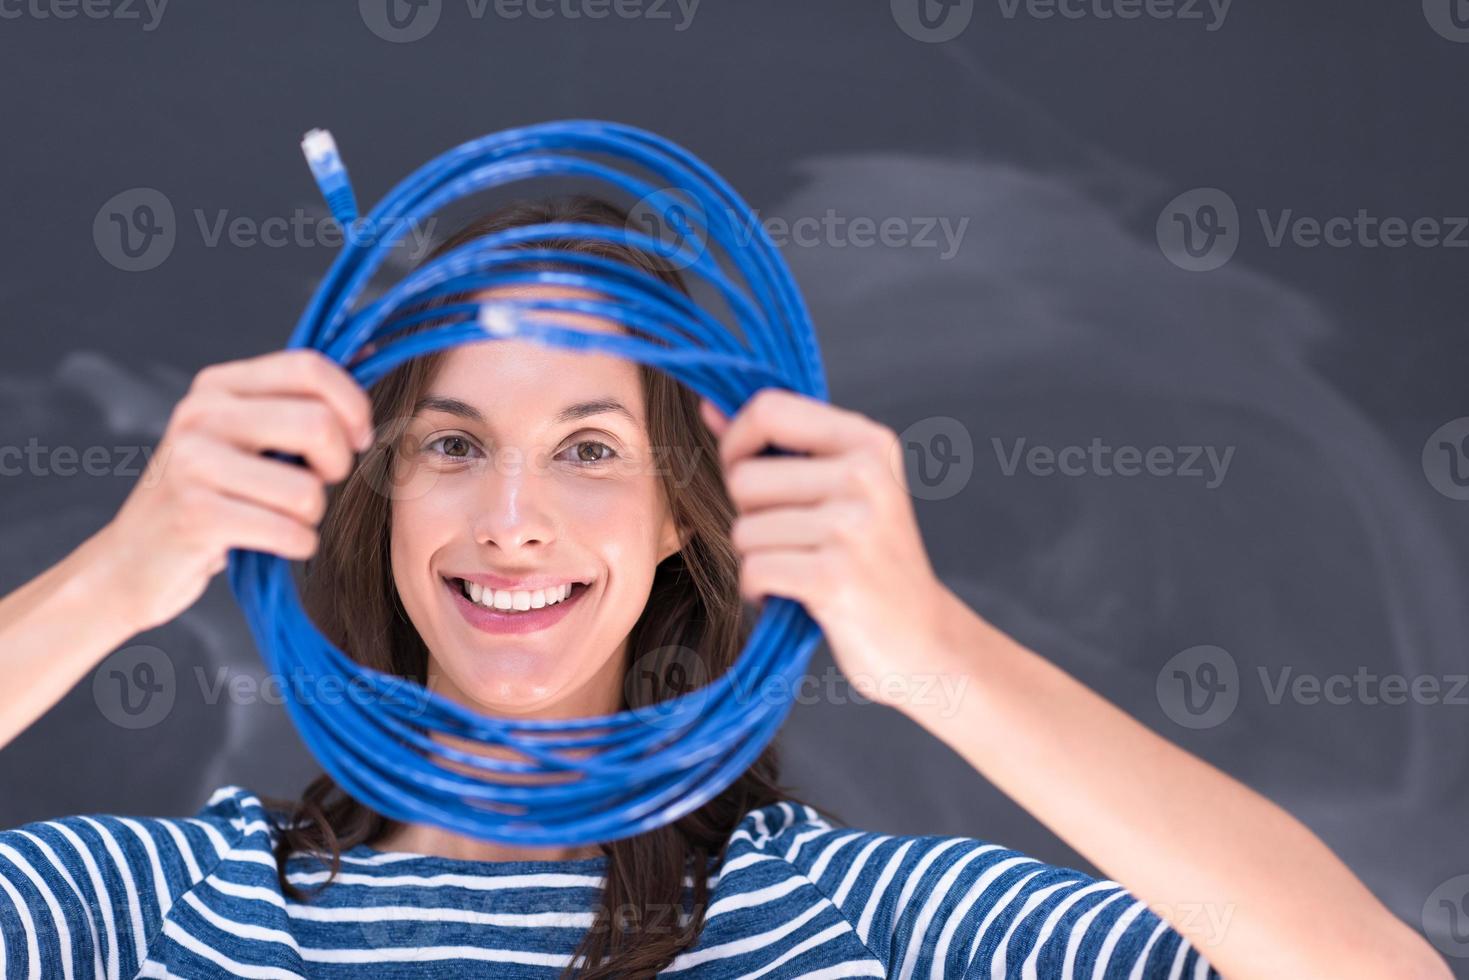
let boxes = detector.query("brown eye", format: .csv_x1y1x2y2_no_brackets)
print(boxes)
561,440,618,466
428,435,477,459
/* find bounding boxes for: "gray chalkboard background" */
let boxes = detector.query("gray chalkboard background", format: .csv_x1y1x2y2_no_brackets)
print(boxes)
2,0,1466,969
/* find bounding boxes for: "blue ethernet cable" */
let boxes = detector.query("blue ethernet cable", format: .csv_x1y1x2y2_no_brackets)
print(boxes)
225,121,830,847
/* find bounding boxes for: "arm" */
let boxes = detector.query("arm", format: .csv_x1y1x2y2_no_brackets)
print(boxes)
0,349,373,756
0,525,151,752
914,582,1448,980
728,801,1222,978
702,389,1450,980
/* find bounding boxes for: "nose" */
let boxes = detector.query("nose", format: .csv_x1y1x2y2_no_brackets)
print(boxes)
468,448,556,553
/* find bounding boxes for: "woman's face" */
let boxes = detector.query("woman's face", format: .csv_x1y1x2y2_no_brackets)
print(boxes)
388,286,684,720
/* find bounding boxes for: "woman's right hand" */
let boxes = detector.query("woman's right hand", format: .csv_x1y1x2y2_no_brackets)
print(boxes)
99,349,375,634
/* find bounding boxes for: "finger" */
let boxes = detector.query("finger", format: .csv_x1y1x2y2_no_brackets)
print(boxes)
731,503,862,552
699,398,729,438
193,350,374,451
187,393,358,484
176,437,329,526
718,388,880,468
739,548,827,605
201,493,319,562
725,455,853,512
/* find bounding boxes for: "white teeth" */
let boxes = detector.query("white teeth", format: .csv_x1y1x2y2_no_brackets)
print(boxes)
460,580,578,613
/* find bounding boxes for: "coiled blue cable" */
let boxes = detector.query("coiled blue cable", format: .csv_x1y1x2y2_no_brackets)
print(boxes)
227,120,829,847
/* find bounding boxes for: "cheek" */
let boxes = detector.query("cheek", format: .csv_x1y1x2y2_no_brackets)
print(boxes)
563,478,667,563
388,495,453,598
590,487,673,641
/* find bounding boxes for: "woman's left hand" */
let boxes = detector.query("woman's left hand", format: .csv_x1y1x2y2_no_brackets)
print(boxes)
699,389,960,715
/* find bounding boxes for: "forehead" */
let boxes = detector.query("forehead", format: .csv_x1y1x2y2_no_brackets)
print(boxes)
423,283,644,415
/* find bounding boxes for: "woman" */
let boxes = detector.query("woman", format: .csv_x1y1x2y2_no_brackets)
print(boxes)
0,197,1448,979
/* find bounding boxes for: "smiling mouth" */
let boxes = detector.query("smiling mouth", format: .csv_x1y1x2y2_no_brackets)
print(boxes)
445,576,593,614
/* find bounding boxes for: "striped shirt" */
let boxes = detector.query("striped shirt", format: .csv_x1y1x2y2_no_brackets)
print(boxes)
0,785,1222,978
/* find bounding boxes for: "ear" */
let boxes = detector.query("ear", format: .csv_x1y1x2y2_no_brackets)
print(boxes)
659,516,688,563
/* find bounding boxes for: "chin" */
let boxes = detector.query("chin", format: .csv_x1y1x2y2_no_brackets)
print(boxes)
428,648,593,719
450,664,563,713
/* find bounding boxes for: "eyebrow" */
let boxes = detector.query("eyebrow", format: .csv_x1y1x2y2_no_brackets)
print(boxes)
413,395,640,428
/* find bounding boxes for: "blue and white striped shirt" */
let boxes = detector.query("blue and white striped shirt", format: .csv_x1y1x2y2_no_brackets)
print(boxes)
0,785,1221,978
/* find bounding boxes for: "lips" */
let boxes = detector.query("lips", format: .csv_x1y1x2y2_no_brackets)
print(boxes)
444,575,592,636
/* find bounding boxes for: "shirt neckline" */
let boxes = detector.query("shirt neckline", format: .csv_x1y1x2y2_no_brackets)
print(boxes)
341,841,611,875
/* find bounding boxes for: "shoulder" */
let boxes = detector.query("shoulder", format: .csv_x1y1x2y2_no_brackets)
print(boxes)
716,800,1222,979
722,797,1016,888
0,785,281,978
0,783,280,886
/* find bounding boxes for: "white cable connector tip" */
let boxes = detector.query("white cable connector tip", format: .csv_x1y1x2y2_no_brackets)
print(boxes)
478,304,518,337
301,128,345,181
301,128,338,164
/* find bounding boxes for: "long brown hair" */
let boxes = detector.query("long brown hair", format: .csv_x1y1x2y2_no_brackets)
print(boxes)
262,195,804,977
